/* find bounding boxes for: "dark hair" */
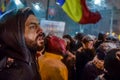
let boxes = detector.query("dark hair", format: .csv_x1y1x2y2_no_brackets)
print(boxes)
74,33,85,41
63,34,73,42
98,32,106,41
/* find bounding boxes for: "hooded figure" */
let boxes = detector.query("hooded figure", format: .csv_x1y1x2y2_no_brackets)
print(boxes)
0,7,43,80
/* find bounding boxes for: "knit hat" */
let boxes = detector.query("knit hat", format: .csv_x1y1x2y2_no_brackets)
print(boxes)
45,35,67,55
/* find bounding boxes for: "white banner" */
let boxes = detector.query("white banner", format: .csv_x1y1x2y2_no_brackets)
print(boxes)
40,20,65,37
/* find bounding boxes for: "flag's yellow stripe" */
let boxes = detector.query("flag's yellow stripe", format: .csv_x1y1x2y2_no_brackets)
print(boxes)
1,3,5,12
62,0,82,22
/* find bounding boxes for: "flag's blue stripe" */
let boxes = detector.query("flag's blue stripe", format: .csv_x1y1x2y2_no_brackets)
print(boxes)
56,0,65,6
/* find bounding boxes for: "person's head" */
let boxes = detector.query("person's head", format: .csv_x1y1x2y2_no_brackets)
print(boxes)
63,34,74,50
82,35,94,49
24,9,44,51
104,49,120,79
45,35,67,56
98,32,107,41
93,55,104,70
0,7,44,61
74,32,85,41
97,41,117,53
63,34,72,44
94,45,107,70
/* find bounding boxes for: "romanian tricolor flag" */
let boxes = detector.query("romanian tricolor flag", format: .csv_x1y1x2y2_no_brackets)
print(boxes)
56,0,101,24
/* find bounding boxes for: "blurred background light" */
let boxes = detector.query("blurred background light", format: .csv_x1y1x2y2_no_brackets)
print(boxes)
14,0,24,9
94,0,101,6
33,3,40,11
118,35,120,40
14,0,22,5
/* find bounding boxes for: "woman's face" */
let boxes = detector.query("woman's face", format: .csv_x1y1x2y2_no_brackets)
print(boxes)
24,15,44,50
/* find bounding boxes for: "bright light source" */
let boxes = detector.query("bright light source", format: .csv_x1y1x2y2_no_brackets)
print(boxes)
106,32,110,35
34,4,40,10
112,32,115,36
56,2,60,5
94,0,101,6
14,0,22,5
14,0,24,9
32,3,40,11
75,32,78,34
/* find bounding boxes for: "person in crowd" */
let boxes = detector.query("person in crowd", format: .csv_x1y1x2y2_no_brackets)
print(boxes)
81,53,105,80
38,35,68,80
62,34,76,80
76,35,96,80
84,41,118,80
0,7,44,80
97,48,120,80
63,34,76,54
74,33,85,53
94,32,107,49
81,41,116,80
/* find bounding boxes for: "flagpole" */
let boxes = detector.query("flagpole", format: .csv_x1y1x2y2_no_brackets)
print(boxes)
46,0,50,20
79,24,84,33
110,8,113,36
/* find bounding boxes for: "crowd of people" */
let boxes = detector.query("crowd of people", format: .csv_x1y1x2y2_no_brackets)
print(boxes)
0,7,120,80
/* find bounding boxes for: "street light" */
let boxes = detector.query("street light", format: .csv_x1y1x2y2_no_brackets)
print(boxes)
110,8,114,36
14,0,24,9
94,0,101,6
32,3,40,11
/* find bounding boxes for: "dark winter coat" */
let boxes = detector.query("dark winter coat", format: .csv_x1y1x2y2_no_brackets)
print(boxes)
76,48,95,80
